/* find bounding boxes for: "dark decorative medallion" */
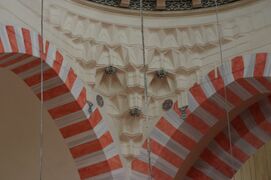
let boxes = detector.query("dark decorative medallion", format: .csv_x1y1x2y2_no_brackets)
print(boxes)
162,99,173,111
104,65,117,75
156,69,168,79
129,107,142,117
96,95,104,107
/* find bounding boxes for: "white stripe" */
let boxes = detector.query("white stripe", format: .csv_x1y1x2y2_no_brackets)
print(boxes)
188,91,199,112
71,77,84,99
131,170,148,180
86,167,125,180
194,160,228,180
264,53,271,76
14,27,25,53
59,60,70,82
44,93,74,109
75,143,118,169
46,44,56,67
219,61,234,86
243,54,256,78
6,56,36,70
0,27,12,52
151,127,189,159
30,31,40,57
137,149,177,177
201,76,216,98
65,129,96,148
55,110,86,128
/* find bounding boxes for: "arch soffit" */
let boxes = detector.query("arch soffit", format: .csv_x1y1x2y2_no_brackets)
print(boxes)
131,52,271,179
0,25,123,179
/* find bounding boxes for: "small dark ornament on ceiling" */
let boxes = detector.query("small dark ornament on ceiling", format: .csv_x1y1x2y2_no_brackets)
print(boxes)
104,65,117,75
129,107,142,117
162,99,173,111
87,101,94,113
156,69,167,79
96,95,104,107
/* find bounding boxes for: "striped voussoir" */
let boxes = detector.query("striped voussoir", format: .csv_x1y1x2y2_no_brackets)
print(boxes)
186,97,271,180
131,53,271,179
0,25,123,180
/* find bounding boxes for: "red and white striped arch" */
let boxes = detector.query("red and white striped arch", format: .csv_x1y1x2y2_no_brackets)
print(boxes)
0,25,124,180
186,97,271,179
131,53,271,179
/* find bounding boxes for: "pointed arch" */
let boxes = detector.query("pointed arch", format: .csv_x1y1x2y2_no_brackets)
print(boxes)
131,53,271,179
0,25,123,179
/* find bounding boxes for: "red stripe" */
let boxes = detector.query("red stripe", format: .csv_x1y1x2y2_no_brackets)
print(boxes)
214,133,248,162
22,28,32,55
1,54,30,67
200,149,235,177
249,103,265,125
38,35,44,59
49,101,81,119
254,77,271,91
231,116,264,148
143,139,183,167
132,159,148,175
65,68,77,90
249,102,271,134
0,54,15,61
217,87,243,107
186,114,210,134
132,159,173,180
76,88,86,108
173,101,181,116
6,26,19,53
187,167,212,180
254,53,267,77
0,38,4,53
236,78,260,96
60,119,92,138
70,131,113,158
53,51,63,74
24,68,58,87
156,117,196,150
79,155,122,179
200,99,226,120
190,85,207,105
11,59,40,74
37,84,69,101
209,67,243,110
232,56,244,80
208,69,224,91
89,109,102,128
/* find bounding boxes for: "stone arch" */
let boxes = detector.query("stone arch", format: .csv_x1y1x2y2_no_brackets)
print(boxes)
131,53,271,179
0,25,123,179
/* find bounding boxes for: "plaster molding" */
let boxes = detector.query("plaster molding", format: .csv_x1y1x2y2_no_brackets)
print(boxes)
43,0,271,160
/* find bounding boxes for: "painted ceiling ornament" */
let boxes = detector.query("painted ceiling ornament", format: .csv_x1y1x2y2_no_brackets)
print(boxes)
87,101,94,113
104,65,117,75
129,107,142,117
83,0,241,11
162,99,173,111
96,95,104,107
156,69,168,79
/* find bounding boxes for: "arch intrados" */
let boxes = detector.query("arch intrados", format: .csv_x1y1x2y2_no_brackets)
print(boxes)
0,25,123,179
131,52,271,180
